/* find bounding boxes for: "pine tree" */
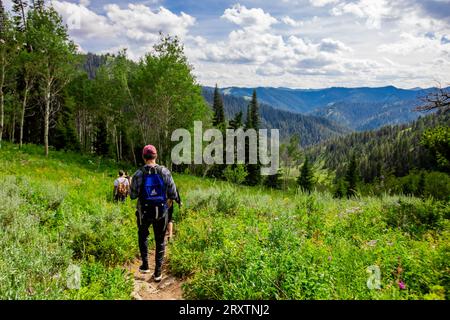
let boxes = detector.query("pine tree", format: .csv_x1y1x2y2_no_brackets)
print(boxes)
245,104,252,129
212,84,225,127
52,94,80,152
264,168,283,189
345,155,359,197
334,178,347,198
229,111,243,130
416,171,426,197
297,157,314,193
244,90,262,186
93,117,109,156
249,89,260,130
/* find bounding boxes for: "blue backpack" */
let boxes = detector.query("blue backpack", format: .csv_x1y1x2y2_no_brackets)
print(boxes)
140,165,167,220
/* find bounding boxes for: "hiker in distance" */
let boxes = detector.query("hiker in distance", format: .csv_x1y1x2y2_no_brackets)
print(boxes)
130,145,178,282
113,170,130,202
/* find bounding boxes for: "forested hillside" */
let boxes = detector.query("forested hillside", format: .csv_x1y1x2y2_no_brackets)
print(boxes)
312,100,430,131
220,86,442,130
306,112,449,182
202,87,349,145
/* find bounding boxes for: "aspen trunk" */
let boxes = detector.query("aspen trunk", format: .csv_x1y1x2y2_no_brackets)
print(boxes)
44,82,51,157
19,86,29,148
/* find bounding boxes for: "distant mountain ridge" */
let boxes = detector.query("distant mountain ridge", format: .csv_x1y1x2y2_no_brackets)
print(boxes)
202,87,349,146
216,86,443,131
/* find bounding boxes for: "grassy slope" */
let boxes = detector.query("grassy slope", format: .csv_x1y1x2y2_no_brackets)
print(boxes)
0,143,449,300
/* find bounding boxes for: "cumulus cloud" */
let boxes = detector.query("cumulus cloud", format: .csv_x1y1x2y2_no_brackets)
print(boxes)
51,0,115,39
105,4,195,41
378,32,450,56
222,4,278,31
48,0,450,88
331,0,394,29
319,38,353,53
50,1,196,58
198,4,365,81
282,16,303,27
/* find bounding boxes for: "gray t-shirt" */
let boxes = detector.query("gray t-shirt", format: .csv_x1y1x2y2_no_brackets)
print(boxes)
114,177,129,187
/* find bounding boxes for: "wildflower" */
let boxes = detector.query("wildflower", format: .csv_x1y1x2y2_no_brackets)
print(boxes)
398,281,406,290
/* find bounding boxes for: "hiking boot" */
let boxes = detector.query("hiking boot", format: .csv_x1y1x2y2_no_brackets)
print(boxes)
153,270,162,282
139,263,150,274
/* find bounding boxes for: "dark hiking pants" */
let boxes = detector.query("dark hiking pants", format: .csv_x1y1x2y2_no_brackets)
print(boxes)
136,211,168,274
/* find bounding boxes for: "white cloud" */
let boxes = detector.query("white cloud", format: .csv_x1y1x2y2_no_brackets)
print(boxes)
51,0,116,39
331,0,394,29
105,4,195,41
49,0,450,88
282,16,303,27
319,38,353,53
378,32,450,56
309,0,339,7
50,1,196,60
222,4,278,31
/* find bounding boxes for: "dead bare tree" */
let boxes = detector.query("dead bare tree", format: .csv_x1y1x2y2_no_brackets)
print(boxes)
416,85,450,113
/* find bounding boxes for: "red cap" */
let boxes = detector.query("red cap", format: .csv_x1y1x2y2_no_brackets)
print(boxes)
143,145,157,157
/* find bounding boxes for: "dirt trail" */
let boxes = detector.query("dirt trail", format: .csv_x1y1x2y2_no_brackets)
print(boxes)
127,247,185,300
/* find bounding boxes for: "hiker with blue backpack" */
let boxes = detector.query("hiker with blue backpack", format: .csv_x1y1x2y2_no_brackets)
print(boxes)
130,145,178,282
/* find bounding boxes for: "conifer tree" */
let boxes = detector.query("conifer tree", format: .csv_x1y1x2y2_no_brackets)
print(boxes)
212,84,226,127
244,90,262,186
250,89,260,130
334,178,347,198
416,171,426,197
93,117,109,156
264,168,283,189
229,111,243,130
297,157,314,193
245,104,252,129
345,155,359,197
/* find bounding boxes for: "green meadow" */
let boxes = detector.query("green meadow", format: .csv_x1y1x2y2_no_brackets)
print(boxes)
0,143,448,300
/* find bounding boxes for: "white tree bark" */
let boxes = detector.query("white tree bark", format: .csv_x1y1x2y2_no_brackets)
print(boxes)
44,81,51,157
19,84,30,148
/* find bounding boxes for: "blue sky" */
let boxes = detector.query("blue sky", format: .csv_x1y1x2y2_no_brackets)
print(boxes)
11,0,450,88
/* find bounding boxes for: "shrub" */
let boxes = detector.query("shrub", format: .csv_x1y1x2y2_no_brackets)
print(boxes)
383,198,448,236
223,165,248,185
216,188,241,215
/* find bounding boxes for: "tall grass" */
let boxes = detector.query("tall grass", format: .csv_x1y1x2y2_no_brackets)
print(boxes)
1,143,448,300
0,143,136,299
169,177,449,300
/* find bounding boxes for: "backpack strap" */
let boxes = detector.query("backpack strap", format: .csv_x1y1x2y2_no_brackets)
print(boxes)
140,165,162,175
